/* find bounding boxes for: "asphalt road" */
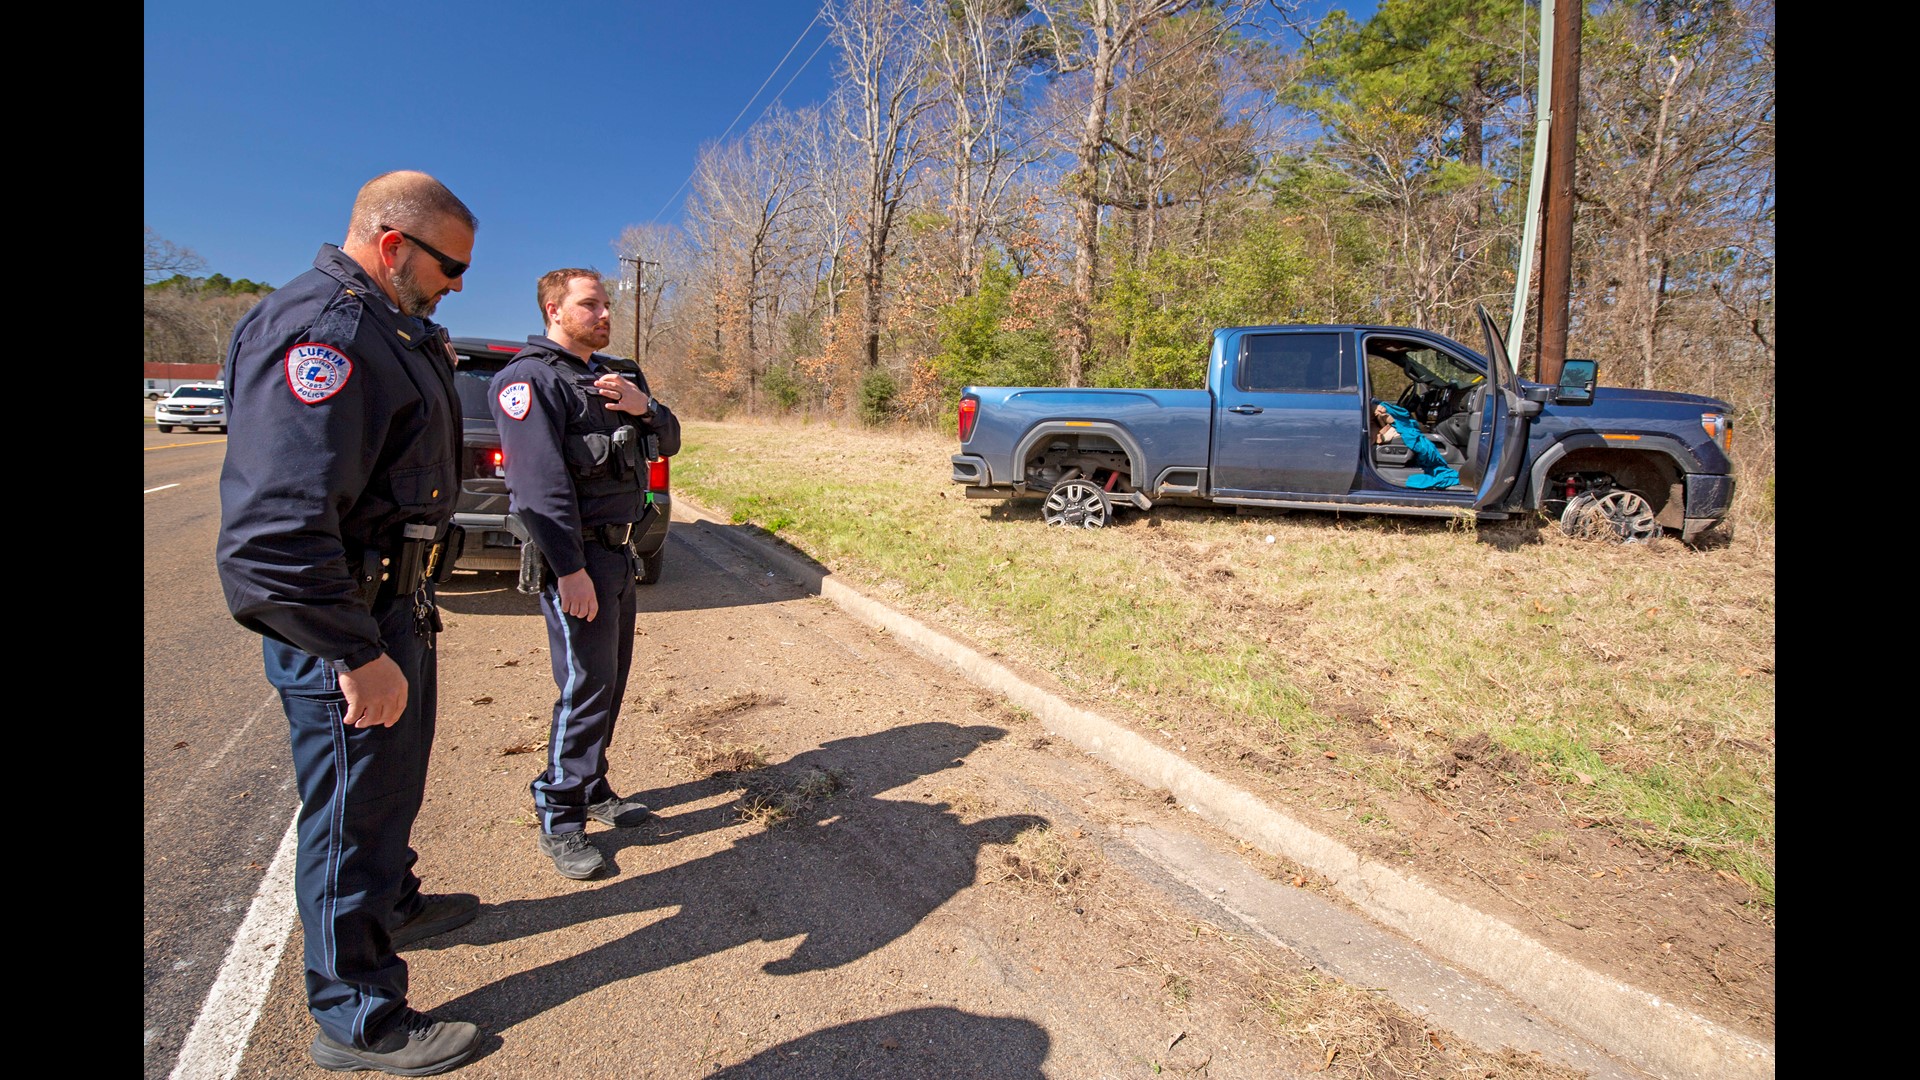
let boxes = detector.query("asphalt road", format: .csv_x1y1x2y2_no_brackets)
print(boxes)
143,425,293,1079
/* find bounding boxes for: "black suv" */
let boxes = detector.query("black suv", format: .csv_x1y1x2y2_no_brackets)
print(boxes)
447,336,672,583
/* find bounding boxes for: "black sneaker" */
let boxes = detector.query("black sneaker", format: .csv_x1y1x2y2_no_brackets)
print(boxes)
390,893,479,950
587,793,653,828
537,830,605,879
309,1008,482,1075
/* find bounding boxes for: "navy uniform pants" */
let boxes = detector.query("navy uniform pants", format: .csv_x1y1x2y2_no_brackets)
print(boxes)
267,591,436,1049
533,538,637,834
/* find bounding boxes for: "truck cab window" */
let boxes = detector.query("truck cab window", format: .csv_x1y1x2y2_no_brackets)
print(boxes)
1238,332,1349,392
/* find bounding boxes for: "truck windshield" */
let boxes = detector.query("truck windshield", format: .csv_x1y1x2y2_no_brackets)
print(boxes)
1399,348,1484,390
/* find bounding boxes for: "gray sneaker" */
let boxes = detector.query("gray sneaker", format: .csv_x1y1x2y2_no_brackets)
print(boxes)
587,793,653,828
537,830,605,879
390,893,479,950
309,1008,482,1075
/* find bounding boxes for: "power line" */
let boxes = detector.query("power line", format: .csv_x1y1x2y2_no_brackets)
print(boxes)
649,4,830,224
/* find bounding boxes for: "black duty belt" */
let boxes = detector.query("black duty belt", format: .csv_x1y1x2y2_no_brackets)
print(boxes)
352,524,444,604
589,522,635,548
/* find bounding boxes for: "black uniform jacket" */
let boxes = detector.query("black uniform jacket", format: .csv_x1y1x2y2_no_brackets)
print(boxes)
488,336,653,579
216,244,461,665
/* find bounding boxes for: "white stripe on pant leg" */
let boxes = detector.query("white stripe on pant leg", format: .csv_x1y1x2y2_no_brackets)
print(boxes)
167,815,300,1080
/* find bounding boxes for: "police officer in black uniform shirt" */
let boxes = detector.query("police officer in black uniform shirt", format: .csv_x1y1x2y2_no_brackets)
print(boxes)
216,171,484,1076
490,268,672,880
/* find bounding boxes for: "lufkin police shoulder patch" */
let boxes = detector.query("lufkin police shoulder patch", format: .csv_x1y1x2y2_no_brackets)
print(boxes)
497,381,533,421
284,343,353,404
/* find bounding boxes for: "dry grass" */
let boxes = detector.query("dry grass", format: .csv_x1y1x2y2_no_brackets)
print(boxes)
1261,973,1590,1079
738,765,847,828
673,417,1775,900
992,823,1085,891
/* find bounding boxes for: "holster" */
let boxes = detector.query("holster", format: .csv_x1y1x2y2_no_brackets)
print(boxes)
506,514,551,596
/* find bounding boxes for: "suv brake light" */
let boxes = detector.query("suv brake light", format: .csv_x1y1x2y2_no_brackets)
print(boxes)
647,457,670,492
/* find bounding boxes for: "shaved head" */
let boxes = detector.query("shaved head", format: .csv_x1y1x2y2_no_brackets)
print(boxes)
346,170,477,244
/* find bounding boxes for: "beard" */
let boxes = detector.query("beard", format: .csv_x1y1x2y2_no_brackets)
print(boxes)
565,316,611,352
392,259,443,318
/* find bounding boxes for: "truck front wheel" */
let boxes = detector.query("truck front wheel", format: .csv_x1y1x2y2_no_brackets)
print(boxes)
1042,478,1111,528
1560,488,1660,543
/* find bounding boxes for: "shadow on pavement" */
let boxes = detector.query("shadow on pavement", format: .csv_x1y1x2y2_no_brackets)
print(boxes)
434,722,1043,1035
707,1006,1050,1079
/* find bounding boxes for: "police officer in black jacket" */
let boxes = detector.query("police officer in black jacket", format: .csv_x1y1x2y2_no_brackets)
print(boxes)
216,171,484,1076
490,268,672,880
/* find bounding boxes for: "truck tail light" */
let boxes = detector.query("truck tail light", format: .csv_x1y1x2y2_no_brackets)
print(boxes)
957,396,979,443
648,456,670,492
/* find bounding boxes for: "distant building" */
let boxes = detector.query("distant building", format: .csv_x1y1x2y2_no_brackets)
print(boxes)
145,362,223,398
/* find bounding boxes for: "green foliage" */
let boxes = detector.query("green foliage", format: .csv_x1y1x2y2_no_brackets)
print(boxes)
857,369,898,426
147,273,274,296
927,258,1059,393
1088,220,1340,387
761,363,805,411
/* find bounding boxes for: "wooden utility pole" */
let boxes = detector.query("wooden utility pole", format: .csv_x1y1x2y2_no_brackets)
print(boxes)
1536,0,1582,385
618,255,658,363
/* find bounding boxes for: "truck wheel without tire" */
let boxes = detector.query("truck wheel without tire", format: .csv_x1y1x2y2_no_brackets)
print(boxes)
1042,478,1110,528
1560,489,1660,544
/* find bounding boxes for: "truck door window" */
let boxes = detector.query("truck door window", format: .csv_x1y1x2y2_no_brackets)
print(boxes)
1238,332,1349,392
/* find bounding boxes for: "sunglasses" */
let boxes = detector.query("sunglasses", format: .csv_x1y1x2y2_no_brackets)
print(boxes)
381,224,469,279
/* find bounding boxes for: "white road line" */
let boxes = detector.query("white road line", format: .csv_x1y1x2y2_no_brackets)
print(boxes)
146,483,180,494
167,817,299,1080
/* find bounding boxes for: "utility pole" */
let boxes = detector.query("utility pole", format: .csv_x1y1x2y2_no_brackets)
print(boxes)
1536,0,1583,385
617,255,659,363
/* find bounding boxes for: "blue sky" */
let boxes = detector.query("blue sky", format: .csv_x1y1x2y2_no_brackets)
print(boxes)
147,1,1367,345
145,1,846,343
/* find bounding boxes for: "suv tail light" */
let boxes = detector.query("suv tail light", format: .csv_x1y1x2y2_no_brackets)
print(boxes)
648,456,670,492
470,446,505,479
957,396,979,443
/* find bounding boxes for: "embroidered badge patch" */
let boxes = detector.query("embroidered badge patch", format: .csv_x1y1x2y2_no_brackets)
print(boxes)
497,381,533,421
284,343,353,404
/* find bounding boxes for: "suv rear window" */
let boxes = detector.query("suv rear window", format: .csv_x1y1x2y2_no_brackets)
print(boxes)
451,340,524,420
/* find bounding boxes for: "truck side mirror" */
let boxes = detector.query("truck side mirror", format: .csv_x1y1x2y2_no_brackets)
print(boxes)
1555,359,1598,406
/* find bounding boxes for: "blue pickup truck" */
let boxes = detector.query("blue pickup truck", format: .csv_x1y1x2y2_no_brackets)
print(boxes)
950,308,1735,544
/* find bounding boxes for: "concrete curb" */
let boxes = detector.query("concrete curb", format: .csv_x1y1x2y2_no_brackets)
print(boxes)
670,498,1775,1080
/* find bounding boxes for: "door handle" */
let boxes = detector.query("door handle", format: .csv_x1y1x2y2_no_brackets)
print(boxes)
1227,404,1263,414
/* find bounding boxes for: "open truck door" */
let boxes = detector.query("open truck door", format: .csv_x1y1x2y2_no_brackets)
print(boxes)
1471,303,1538,512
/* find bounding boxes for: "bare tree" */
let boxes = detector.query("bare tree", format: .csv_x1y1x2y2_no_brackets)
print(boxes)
1104,12,1266,268
828,0,938,371
794,95,861,332
1031,0,1225,385
145,226,206,283
917,0,1048,298
684,106,818,408
611,221,692,390
1573,0,1773,428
